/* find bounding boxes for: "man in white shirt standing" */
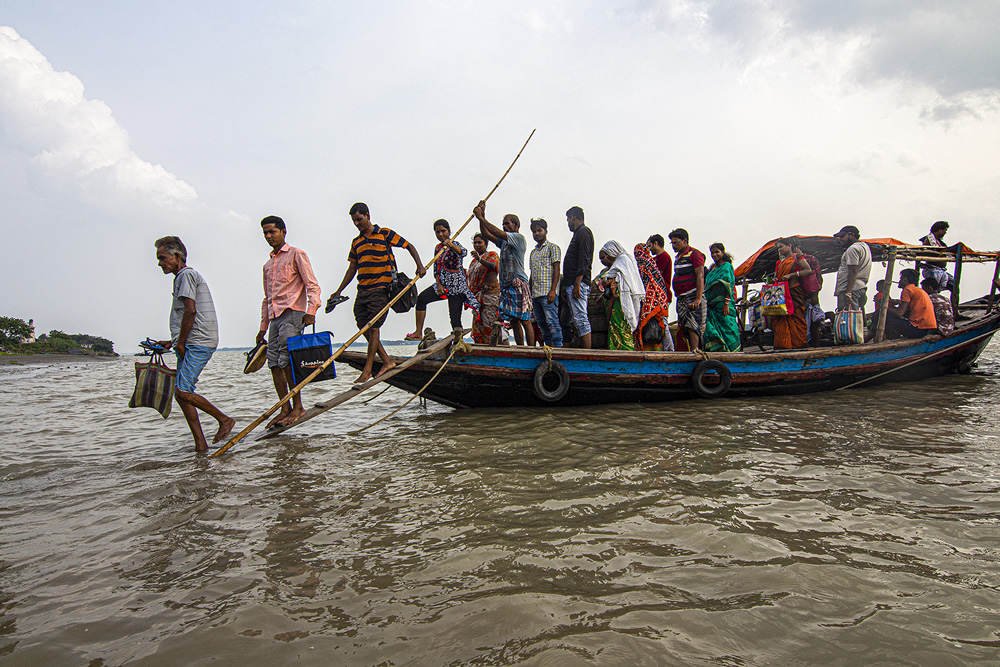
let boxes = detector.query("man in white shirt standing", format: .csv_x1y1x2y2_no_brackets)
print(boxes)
155,236,235,452
833,225,872,312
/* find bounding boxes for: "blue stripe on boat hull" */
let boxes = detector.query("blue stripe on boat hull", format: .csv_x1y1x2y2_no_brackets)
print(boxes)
338,313,999,408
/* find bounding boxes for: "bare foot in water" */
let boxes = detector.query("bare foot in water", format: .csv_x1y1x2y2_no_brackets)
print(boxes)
213,416,236,444
277,407,306,427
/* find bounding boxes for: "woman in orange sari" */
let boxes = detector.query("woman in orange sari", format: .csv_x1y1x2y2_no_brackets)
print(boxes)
772,238,813,350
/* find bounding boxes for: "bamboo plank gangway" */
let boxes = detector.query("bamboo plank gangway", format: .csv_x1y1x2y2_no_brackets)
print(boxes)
255,333,458,441
211,130,536,457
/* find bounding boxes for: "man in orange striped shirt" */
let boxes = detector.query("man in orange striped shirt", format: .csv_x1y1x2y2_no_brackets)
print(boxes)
329,202,425,384
256,215,322,428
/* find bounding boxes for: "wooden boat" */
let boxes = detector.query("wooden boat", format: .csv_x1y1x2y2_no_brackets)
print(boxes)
336,243,1000,409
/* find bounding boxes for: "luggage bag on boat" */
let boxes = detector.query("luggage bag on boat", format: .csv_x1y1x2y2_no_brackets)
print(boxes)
833,309,864,345
760,281,793,316
287,326,337,385
128,351,176,418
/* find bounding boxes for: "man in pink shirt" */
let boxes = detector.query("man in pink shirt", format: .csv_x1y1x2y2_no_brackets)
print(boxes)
255,215,322,428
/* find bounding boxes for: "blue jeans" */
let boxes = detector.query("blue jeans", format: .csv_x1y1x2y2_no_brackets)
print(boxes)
532,296,563,347
564,283,591,336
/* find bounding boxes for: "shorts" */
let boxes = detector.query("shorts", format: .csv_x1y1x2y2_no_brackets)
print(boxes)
355,287,389,329
266,309,304,368
175,345,215,394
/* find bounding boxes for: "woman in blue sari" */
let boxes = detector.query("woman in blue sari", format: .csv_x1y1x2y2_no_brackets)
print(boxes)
703,242,742,352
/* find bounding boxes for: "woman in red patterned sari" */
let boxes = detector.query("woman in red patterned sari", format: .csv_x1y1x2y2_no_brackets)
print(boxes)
633,244,675,351
467,233,500,344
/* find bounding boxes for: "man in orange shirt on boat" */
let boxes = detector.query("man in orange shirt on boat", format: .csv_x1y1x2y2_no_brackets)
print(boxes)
256,215,322,428
884,269,937,339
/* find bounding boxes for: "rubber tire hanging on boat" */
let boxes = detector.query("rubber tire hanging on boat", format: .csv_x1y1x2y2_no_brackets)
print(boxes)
691,359,732,398
533,361,570,402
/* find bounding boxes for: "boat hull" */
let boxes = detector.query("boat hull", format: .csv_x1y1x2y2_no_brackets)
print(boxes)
337,312,999,409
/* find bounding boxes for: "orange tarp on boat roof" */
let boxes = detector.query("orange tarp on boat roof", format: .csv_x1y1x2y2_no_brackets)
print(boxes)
734,236,906,283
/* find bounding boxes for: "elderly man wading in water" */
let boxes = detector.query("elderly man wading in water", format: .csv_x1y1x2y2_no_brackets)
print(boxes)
155,236,235,452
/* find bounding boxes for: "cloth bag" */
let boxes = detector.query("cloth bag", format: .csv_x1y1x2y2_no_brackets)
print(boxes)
798,254,823,294
640,316,665,345
379,235,418,313
833,309,864,345
128,352,176,418
287,326,337,385
760,281,793,316
388,270,418,313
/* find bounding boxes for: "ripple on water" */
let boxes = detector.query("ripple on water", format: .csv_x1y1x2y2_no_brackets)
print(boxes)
3,344,1000,662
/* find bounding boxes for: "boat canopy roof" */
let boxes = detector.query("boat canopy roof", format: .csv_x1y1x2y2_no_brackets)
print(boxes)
734,236,905,283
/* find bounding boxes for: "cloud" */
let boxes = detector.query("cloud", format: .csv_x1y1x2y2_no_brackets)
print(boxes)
786,1,1000,95
619,1,1000,119
0,25,196,209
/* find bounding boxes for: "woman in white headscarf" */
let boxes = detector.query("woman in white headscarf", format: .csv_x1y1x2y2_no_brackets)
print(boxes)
597,240,645,350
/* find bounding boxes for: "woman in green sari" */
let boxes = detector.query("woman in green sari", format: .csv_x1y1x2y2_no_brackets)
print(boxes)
597,241,644,350
703,242,742,352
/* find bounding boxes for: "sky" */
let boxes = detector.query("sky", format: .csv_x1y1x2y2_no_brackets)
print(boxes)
2,1,1000,351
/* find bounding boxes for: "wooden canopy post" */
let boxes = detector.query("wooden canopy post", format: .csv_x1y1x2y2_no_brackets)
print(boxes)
951,244,965,317
874,246,896,343
738,279,749,330
988,255,1000,312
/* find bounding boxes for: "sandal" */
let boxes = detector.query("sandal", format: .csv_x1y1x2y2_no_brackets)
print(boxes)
404,332,422,341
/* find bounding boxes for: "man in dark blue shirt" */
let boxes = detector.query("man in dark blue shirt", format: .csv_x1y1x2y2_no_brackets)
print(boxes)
561,206,594,348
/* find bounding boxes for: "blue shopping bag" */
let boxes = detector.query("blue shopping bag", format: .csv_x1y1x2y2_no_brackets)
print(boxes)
287,326,337,384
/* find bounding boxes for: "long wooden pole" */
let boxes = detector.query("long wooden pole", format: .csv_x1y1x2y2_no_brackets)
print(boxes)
211,130,536,457
951,243,964,317
987,256,1000,312
874,247,895,343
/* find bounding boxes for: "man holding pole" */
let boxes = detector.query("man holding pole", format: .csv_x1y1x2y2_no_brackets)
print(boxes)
474,200,534,346
329,202,426,384
257,215,322,428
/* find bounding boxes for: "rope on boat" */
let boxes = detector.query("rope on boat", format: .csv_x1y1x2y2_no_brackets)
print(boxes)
542,345,553,371
348,343,465,435
360,385,392,404
836,328,997,391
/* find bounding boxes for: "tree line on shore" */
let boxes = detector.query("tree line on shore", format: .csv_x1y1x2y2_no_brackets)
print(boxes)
0,316,115,355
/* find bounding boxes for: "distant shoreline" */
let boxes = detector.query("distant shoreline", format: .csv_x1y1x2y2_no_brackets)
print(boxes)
0,353,118,367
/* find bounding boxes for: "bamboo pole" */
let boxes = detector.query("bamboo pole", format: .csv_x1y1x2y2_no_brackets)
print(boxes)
951,243,964,317
874,247,895,343
738,280,749,331
211,130,536,458
988,256,1000,312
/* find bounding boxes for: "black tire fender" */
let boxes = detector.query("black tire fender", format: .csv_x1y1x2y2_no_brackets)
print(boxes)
533,361,570,402
691,359,732,398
